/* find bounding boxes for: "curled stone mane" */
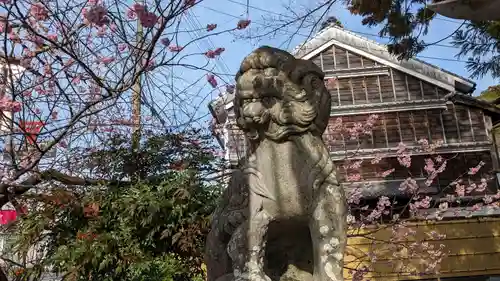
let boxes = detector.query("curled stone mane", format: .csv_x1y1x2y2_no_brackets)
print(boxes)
234,46,332,141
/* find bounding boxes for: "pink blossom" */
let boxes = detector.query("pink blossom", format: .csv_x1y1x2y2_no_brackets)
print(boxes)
207,74,217,88
84,5,109,26
367,196,391,221
426,230,446,240
118,43,127,52
184,0,196,7
27,34,44,47
378,168,395,178
169,45,184,52
139,11,157,28
418,138,429,148
365,114,379,130
51,111,58,120
434,155,444,163
205,47,225,59
126,8,136,19
346,173,361,182
470,203,482,212
436,161,447,173
397,141,408,154
329,117,343,133
410,196,432,211
476,178,488,192
466,183,477,194
424,158,435,174
237,19,251,29
0,98,21,112
346,160,363,169
399,177,418,193
483,195,494,204
455,184,465,197
45,34,57,41
425,177,434,187
100,57,115,64
468,161,485,175
350,267,368,281
347,188,362,205
438,202,448,212
160,38,170,46
371,154,383,164
30,3,49,21
397,153,411,168
132,3,146,14
396,142,412,168
206,24,217,31
71,75,81,84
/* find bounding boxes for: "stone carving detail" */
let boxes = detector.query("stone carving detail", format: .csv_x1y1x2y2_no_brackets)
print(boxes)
205,46,347,281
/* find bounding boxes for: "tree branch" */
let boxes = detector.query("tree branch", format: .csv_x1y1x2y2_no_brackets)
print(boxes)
0,169,128,207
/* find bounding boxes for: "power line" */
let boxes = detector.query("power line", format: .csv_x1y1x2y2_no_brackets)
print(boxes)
200,4,469,64
226,0,461,50
227,0,463,24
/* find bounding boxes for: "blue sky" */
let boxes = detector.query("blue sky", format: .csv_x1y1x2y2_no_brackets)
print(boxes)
140,0,500,131
186,0,499,97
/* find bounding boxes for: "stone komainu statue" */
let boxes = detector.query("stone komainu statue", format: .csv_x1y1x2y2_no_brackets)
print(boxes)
205,46,347,281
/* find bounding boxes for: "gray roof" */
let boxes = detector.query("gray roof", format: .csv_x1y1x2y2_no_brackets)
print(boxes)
208,24,479,124
291,25,476,94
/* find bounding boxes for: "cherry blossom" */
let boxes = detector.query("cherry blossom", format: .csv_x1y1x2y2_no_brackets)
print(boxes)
169,45,184,52
0,98,21,112
83,5,109,26
29,3,49,21
100,57,115,64
207,24,217,31
237,19,251,29
161,38,170,46
205,47,225,58
207,74,217,88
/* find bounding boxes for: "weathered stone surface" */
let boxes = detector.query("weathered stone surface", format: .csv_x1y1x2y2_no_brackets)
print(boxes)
205,46,347,281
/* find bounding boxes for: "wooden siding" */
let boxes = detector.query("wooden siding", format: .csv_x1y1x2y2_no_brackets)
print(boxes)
221,42,496,200
313,45,450,107
344,218,500,280
324,105,489,152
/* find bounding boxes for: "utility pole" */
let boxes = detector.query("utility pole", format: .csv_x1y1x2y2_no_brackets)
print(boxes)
131,1,144,152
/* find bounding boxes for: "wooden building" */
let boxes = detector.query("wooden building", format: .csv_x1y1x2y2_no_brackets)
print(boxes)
208,24,500,280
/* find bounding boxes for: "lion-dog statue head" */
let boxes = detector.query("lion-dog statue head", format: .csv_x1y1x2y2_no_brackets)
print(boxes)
234,46,332,142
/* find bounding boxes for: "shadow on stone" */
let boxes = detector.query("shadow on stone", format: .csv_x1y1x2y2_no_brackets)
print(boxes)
264,219,313,281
